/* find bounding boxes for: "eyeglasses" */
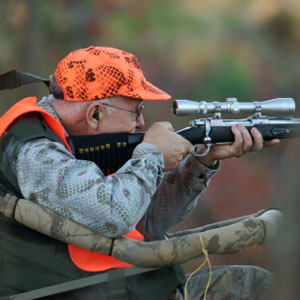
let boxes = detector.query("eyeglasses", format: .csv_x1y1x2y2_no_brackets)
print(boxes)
100,102,144,121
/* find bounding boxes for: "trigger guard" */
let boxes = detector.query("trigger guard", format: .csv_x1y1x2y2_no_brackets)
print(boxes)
192,144,211,157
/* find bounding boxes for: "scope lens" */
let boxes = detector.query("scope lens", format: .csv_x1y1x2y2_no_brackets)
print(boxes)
172,101,178,114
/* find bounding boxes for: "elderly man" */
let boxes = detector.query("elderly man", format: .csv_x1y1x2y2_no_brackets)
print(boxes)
0,46,277,299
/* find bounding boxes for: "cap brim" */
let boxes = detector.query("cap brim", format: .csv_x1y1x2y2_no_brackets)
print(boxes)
121,80,171,101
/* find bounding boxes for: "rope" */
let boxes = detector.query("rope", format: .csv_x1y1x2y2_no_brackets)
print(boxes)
184,234,212,300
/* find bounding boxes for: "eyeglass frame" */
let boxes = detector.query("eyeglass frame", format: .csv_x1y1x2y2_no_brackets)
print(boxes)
100,102,144,121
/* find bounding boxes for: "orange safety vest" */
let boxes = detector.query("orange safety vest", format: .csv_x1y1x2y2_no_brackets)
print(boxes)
0,97,144,272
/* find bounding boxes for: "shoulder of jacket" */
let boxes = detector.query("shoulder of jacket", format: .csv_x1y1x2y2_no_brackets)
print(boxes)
6,112,63,144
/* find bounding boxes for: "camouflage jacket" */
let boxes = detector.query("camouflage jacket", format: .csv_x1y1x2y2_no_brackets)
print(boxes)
1,96,219,239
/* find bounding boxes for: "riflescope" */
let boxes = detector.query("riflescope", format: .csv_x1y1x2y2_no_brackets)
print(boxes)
173,97,296,117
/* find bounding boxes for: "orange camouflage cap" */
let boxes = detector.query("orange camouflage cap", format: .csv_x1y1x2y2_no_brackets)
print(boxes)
54,46,171,102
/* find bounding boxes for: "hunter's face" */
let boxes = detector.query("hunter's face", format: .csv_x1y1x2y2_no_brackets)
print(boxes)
96,96,145,134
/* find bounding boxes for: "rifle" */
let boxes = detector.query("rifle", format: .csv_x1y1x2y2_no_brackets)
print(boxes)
68,97,300,175
1,70,298,173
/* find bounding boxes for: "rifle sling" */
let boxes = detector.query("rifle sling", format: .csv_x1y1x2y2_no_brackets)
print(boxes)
0,70,49,90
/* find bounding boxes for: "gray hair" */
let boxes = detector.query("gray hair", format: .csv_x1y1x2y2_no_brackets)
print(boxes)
49,75,117,125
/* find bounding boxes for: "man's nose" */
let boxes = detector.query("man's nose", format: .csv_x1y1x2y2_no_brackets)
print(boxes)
136,113,145,129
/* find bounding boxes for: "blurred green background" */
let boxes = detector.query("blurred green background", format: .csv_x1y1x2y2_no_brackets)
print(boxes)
1,0,300,273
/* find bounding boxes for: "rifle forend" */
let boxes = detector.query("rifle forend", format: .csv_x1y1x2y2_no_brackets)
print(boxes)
173,97,296,117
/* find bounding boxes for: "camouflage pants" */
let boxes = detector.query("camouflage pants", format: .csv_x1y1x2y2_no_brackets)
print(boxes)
176,265,273,300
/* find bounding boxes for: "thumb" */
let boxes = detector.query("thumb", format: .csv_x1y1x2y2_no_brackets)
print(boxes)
160,121,175,131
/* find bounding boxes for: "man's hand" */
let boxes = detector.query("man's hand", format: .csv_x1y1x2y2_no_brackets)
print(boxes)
197,124,280,167
143,122,193,171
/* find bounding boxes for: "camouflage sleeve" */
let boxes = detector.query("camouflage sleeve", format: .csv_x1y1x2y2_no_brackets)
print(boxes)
15,138,164,238
138,155,219,240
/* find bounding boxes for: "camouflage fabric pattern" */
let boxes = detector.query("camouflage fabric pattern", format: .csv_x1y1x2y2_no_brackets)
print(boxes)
0,194,275,299
2,96,218,239
177,265,273,300
0,95,276,299
0,194,280,268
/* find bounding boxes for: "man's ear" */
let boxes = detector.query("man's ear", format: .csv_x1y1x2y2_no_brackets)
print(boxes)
86,103,102,130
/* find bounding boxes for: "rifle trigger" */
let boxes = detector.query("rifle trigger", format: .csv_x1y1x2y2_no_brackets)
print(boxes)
192,143,211,157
